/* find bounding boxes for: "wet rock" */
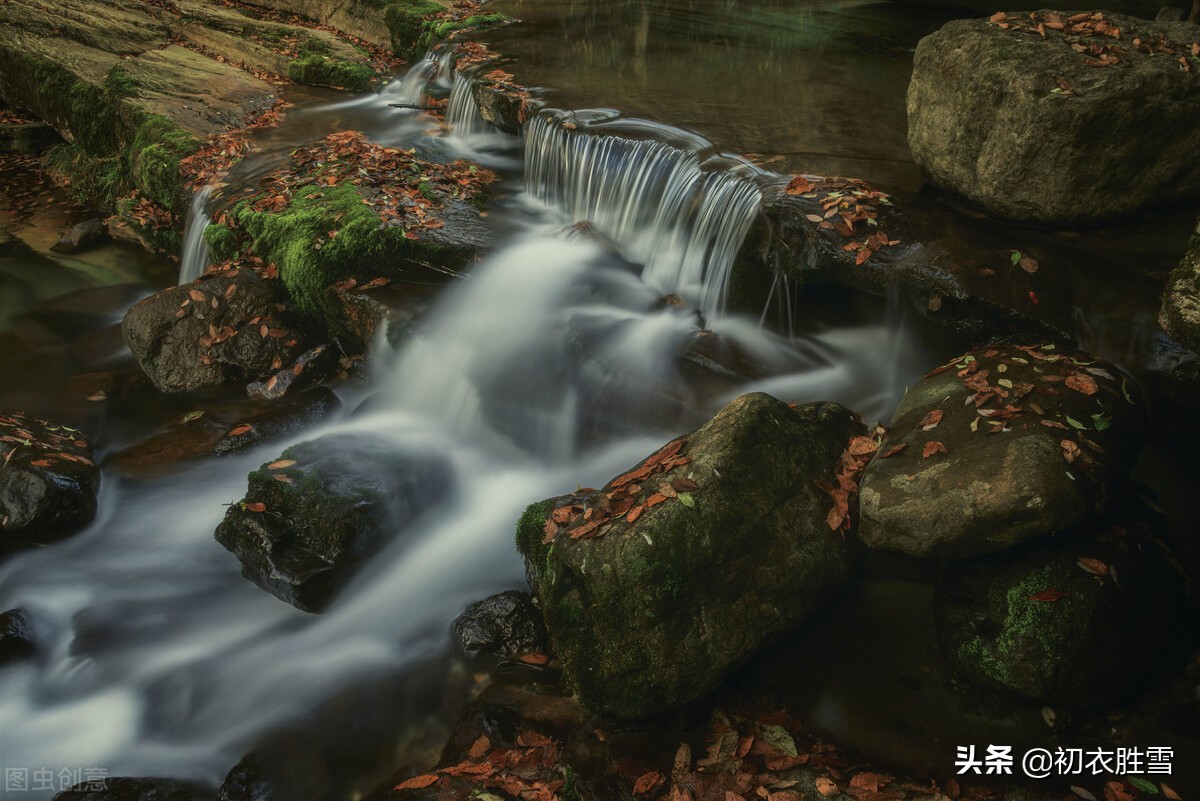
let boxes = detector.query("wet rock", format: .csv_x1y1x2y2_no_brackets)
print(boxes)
108,410,231,478
0,607,36,664
453,590,548,659
0,411,99,552
471,80,539,135
246,343,338,401
936,494,1195,707
860,345,1145,558
907,13,1200,226
50,218,106,254
1160,216,1200,355
122,269,309,394
215,432,452,611
515,393,866,719
218,729,331,801
212,387,342,455
54,777,215,801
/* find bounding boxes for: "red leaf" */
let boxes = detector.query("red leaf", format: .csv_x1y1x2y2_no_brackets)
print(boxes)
394,774,439,790
922,441,947,458
245,502,266,513
229,424,254,436
917,409,944,430
1065,373,1098,395
633,771,665,795
1078,557,1109,575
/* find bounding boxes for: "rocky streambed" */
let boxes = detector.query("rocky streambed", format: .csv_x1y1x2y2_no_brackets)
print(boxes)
0,0,1198,800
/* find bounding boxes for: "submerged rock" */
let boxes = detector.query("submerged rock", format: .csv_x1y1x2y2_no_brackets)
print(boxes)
1160,216,1200,355
218,729,331,801
0,411,99,552
907,12,1200,226
453,590,548,659
50,218,106,254
215,432,452,612
936,493,1195,707
212,387,342,455
54,777,215,801
515,393,866,719
0,607,36,664
859,344,1145,558
122,269,309,394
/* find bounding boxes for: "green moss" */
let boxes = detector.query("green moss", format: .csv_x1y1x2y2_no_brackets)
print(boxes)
299,36,333,56
382,0,445,60
417,181,437,201
234,183,447,324
560,764,581,801
101,64,138,98
44,144,123,205
515,499,555,574
203,222,238,263
287,54,376,91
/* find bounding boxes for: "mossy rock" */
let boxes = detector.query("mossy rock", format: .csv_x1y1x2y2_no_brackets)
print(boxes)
936,492,1195,708
288,53,376,91
232,183,486,330
515,393,867,719
215,432,453,612
860,344,1146,558
1160,216,1200,355
383,0,444,60
0,121,61,155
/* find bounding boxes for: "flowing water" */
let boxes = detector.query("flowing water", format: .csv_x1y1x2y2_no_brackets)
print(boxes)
2,2,1199,798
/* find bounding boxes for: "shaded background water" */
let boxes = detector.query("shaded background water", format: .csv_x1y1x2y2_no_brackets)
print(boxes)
1,0,1198,797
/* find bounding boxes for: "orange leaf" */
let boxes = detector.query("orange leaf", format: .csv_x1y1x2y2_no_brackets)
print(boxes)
633,771,664,795
626,505,644,523
922,441,947,458
1078,557,1109,575
267,459,296,470
394,774,439,790
468,735,490,758
229,424,253,436
917,409,943,430
245,502,266,513
1030,589,1070,602
816,777,839,798
1065,373,1098,395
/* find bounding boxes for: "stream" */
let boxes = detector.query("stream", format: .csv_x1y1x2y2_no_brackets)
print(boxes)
1,0,1198,798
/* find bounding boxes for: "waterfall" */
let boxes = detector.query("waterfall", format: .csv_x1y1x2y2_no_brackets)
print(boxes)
178,186,212,285
523,112,762,322
446,73,492,141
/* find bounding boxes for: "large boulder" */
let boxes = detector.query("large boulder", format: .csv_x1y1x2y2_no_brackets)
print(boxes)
1,411,100,553
515,393,867,719
907,12,1200,226
859,344,1145,558
936,493,1195,707
122,269,310,394
1160,216,1200,354
215,432,452,612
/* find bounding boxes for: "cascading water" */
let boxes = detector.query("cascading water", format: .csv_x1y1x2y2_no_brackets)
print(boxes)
0,41,937,801
177,186,212,285
445,73,493,142
523,111,763,323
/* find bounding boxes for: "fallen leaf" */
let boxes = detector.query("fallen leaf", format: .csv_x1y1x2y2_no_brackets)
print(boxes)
1078,557,1109,575
922,441,947,458
1019,256,1039,273
816,777,839,798
245,502,266,513
229,424,254,436
917,409,944,430
633,771,665,795
267,459,296,470
1065,373,1099,395
1161,784,1181,801
1060,439,1082,463
879,443,908,458
469,735,490,759
394,774,440,790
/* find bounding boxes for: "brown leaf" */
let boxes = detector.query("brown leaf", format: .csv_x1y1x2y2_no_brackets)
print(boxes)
816,777,839,798
917,409,944,430
188,289,206,302
1030,589,1070,602
1161,784,1182,801
1065,373,1099,395
542,518,558,543
1104,781,1134,801
1060,439,1082,464
245,502,266,513
879,443,908,458
633,771,665,795
672,477,699,493
267,459,296,470
393,774,439,790
229,424,254,436
922,441,947,458
468,735,490,759
1078,556,1109,576
626,505,644,523
1019,256,1039,273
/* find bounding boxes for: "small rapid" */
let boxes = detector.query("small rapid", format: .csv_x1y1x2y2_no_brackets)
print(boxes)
0,44,938,800
177,186,212,285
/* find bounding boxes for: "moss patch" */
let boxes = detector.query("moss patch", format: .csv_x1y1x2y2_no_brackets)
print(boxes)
288,53,376,91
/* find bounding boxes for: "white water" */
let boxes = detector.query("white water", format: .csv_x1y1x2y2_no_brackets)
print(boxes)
0,52,936,801
523,112,764,324
177,186,212,285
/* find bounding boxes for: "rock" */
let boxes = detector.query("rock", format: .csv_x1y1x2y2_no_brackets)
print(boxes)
907,13,1200,226
122,269,310,394
859,344,1146,558
246,344,339,401
218,729,331,801
515,393,866,719
50,218,106,254
214,432,452,611
453,590,548,659
0,607,36,664
108,410,231,478
1160,216,1200,355
936,493,1195,707
53,777,215,801
0,119,60,153
212,387,342,455
1,411,100,552
470,79,539,135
